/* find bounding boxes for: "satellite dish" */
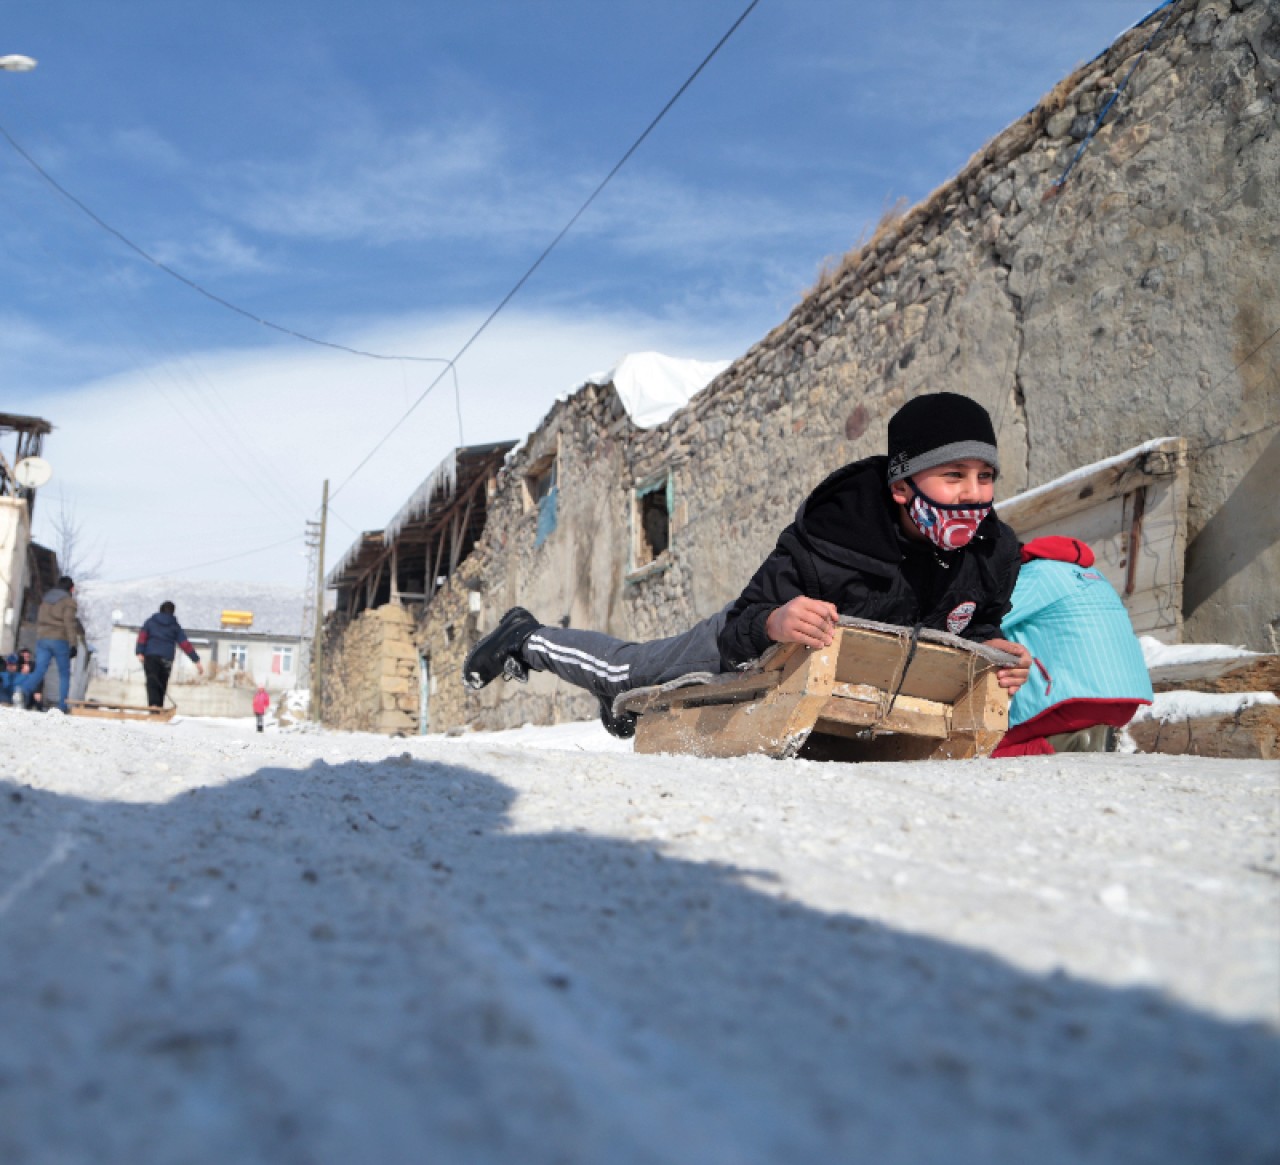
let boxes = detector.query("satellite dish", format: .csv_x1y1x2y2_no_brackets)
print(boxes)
13,457,52,489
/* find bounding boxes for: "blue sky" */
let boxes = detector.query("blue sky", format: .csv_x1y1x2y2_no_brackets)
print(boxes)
3,0,1159,587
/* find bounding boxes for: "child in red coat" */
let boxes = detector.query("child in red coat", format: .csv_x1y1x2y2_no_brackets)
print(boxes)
252,687,270,732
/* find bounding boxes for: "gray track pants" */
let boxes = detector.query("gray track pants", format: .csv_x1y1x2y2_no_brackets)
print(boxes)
522,605,733,705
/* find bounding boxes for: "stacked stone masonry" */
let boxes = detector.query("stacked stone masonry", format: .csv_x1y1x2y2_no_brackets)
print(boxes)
322,604,420,736
322,0,1278,735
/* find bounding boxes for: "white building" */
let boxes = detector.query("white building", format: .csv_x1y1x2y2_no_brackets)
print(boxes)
100,619,300,692
77,578,308,715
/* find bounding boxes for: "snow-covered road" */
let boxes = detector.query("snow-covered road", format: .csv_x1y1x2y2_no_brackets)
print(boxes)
2,709,1277,1164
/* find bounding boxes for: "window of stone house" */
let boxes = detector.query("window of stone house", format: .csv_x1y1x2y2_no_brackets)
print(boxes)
632,472,672,570
227,643,248,670
523,451,559,548
523,451,557,509
271,645,294,674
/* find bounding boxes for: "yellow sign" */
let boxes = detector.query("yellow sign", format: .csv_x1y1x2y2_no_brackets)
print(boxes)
221,610,253,627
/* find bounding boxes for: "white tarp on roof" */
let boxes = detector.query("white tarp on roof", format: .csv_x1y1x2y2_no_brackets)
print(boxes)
589,351,730,429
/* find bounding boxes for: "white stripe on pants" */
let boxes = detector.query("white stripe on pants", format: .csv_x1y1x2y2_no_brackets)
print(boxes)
522,605,732,704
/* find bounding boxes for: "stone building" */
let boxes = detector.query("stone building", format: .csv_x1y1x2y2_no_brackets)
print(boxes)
0,411,56,657
323,0,1278,735
323,442,516,734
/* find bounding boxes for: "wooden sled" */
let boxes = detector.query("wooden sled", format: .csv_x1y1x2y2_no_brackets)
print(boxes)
67,699,177,723
617,618,1017,762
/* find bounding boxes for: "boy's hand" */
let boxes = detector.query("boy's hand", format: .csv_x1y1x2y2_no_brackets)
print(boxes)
766,597,839,648
983,638,1031,693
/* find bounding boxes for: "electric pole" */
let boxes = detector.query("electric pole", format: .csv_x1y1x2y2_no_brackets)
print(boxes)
299,519,322,686
312,479,329,722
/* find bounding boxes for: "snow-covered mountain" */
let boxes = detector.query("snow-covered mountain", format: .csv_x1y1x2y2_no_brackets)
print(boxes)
75,576,308,658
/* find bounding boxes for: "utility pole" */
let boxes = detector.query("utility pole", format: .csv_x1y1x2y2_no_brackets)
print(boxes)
299,519,322,686
312,479,329,722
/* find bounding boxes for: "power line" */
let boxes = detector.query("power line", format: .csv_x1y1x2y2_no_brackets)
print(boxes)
1042,0,1177,198
107,532,304,584
1172,322,1280,429
0,0,760,398
329,0,762,501
2,0,759,520
3,187,316,528
1194,418,1280,453
0,119,453,365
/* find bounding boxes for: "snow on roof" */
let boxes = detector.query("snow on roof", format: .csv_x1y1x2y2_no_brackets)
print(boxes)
327,449,461,587
588,351,730,429
383,449,458,549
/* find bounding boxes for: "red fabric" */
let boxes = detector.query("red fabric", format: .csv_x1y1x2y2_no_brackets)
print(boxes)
252,689,270,714
1019,536,1095,567
991,697,1147,758
993,736,1057,757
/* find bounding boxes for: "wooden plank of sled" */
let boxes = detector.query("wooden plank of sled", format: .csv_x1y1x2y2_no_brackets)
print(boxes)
621,667,783,715
797,638,1010,761
633,640,836,759
813,682,953,740
949,669,1008,735
833,626,983,705
935,669,1009,758
67,700,177,723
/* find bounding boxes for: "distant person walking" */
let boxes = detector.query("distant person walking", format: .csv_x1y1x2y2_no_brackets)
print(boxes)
14,576,83,713
136,601,204,708
252,686,270,732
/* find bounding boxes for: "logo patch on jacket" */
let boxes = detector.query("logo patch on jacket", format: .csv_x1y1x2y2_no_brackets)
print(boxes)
946,601,977,634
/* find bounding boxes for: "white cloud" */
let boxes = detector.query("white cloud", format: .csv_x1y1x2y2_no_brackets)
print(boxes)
150,225,271,276
108,126,187,174
206,107,850,273
222,119,547,244
25,304,753,587
0,313,59,354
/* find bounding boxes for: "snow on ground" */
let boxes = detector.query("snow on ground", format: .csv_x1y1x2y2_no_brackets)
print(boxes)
1132,689,1280,724
1139,635,1262,667
2,707,1277,1164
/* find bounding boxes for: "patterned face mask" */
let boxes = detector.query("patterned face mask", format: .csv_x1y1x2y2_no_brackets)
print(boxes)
907,482,992,551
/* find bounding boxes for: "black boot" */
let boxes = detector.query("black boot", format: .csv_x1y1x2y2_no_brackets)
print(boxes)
598,693,637,739
462,607,541,690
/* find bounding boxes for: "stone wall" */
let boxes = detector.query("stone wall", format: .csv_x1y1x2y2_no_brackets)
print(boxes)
338,0,1278,735
419,384,642,732
321,605,420,735
85,677,259,719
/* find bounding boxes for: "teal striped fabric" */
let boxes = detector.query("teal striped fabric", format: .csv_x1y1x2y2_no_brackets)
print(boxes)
1004,560,1153,727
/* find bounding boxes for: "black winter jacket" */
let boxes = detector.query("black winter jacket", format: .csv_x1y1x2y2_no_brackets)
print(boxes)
136,612,201,663
717,455,1021,669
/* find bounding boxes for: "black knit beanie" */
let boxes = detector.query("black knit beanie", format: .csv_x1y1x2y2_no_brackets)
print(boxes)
886,392,999,482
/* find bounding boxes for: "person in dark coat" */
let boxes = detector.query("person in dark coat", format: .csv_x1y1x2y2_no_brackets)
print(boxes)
463,392,1031,736
136,601,204,708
